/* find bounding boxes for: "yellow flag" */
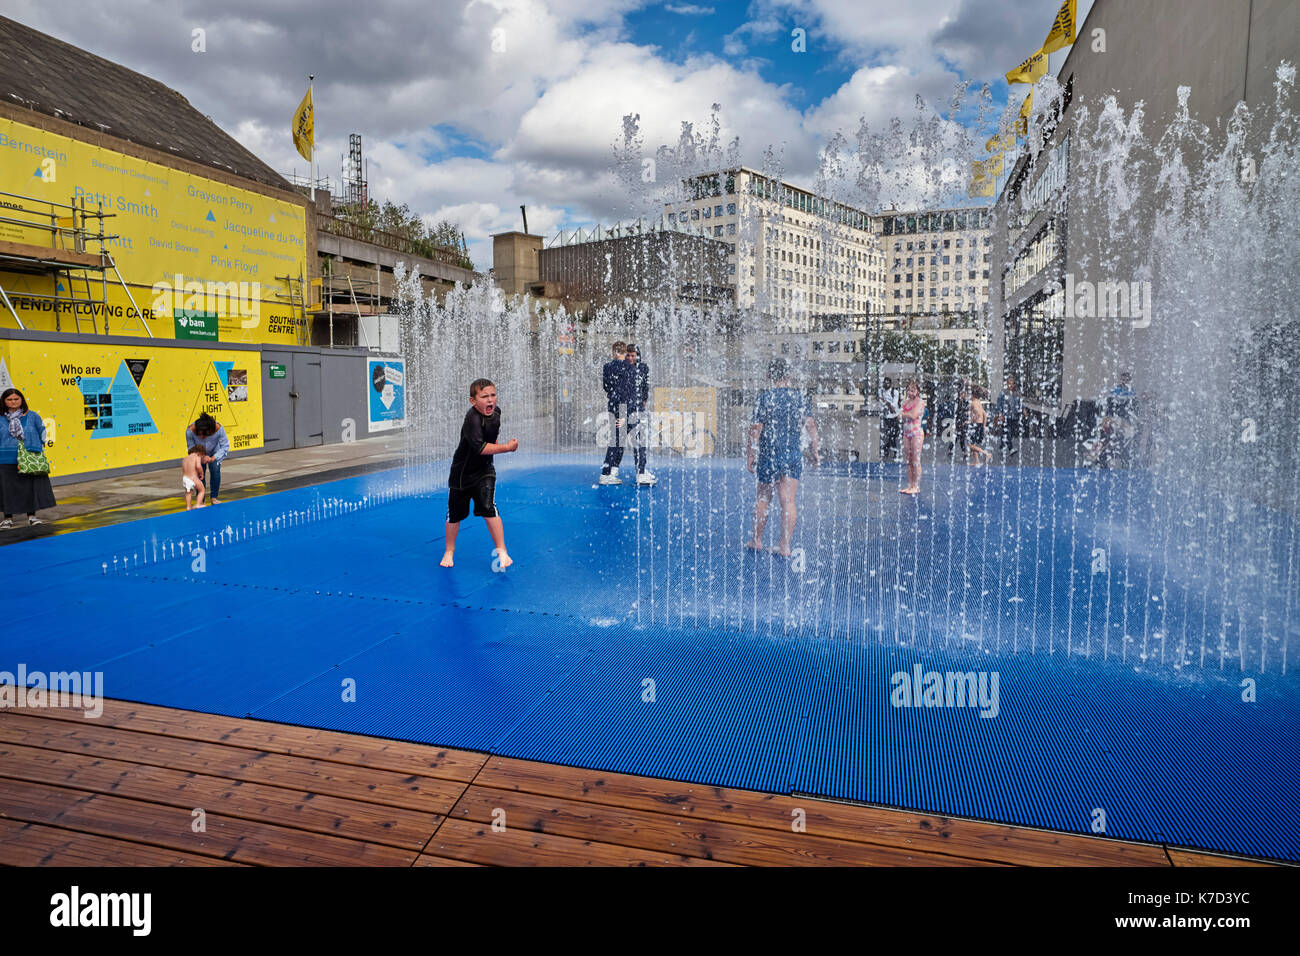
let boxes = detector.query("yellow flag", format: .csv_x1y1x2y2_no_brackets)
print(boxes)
986,130,1016,154
1042,0,1077,54
1006,46,1047,85
968,156,1003,197
967,174,995,199
292,87,314,162
1015,92,1033,137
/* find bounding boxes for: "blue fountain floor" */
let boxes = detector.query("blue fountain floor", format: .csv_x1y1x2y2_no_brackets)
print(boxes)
3,455,1297,861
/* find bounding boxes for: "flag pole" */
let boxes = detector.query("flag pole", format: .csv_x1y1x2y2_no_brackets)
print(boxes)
308,74,315,202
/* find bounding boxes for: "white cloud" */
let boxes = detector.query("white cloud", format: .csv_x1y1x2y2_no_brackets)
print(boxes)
1,0,1059,269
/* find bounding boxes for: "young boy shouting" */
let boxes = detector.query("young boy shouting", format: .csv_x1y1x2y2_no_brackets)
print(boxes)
182,445,207,510
441,378,518,569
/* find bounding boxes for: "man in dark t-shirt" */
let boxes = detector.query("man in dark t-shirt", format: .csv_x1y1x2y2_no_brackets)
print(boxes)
624,343,656,485
600,340,631,483
745,359,818,557
441,378,518,569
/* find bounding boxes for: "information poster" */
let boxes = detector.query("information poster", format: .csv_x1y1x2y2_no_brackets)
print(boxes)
0,117,308,344
0,339,263,476
367,358,405,432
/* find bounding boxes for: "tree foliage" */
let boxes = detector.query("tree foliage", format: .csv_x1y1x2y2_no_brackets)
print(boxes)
879,330,987,384
335,199,473,270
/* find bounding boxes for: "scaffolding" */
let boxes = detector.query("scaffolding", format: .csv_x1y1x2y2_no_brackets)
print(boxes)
312,258,384,348
0,188,150,336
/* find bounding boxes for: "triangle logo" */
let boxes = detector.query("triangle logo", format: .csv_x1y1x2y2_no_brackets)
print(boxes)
125,358,150,386
268,213,276,223
89,360,159,441
205,210,216,222
0,357,13,391
187,362,239,429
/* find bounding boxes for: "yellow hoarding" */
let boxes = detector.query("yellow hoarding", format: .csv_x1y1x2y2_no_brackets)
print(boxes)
0,338,263,478
0,116,308,343
652,385,717,456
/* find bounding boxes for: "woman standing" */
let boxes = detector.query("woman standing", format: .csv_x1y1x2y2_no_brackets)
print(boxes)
0,388,57,528
185,412,229,504
899,379,926,495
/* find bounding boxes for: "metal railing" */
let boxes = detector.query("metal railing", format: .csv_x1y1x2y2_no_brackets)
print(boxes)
317,215,472,270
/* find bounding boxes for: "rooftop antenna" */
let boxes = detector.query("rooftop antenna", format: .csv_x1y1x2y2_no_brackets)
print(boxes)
520,205,529,234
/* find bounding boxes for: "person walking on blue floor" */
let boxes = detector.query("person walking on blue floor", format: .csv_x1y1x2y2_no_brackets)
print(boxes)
185,412,229,504
0,387,56,529
623,343,656,486
745,359,819,556
994,375,1024,461
441,378,517,569
599,340,632,484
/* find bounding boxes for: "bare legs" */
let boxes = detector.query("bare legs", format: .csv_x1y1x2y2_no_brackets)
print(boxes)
441,517,511,569
441,521,459,566
903,435,922,494
746,477,799,554
485,515,512,569
745,482,773,551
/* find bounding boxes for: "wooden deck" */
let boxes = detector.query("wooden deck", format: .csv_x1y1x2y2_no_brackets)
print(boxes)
0,699,1275,867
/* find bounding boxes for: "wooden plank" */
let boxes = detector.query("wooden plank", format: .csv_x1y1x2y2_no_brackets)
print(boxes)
426,817,735,867
1168,848,1276,867
476,757,1171,867
0,713,466,814
0,777,416,866
31,700,487,782
0,237,100,268
413,854,485,867
0,741,445,851
0,818,245,867
451,785,1002,866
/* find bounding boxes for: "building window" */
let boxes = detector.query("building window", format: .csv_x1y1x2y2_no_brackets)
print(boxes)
727,223,736,235
703,207,712,219
942,256,950,265
727,203,736,215
943,239,951,249
691,209,699,220
715,205,723,217
728,264,736,274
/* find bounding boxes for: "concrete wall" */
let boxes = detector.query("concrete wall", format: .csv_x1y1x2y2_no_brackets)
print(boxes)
990,0,1300,410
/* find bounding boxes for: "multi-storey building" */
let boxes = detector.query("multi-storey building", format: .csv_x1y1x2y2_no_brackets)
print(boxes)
664,168,888,332
873,206,993,328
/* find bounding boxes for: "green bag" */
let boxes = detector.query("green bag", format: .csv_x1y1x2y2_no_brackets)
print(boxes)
16,442,50,476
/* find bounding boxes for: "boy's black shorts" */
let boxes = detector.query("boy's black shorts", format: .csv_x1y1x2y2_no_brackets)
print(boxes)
447,476,497,523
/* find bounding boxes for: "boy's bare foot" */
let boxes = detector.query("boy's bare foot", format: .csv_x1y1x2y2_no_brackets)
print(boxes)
900,486,919,495
770,544,792,557
744,539,763,551
496,552,513,570
440,552,454,567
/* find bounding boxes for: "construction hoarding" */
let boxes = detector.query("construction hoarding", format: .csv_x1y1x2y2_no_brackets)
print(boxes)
0,116,308,344
0,336,263,478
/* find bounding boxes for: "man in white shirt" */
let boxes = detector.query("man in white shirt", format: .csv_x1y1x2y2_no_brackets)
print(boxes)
879,377,901,461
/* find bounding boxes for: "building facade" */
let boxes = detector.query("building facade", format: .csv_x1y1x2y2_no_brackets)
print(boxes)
988,0,1300,413
664,168,887,332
